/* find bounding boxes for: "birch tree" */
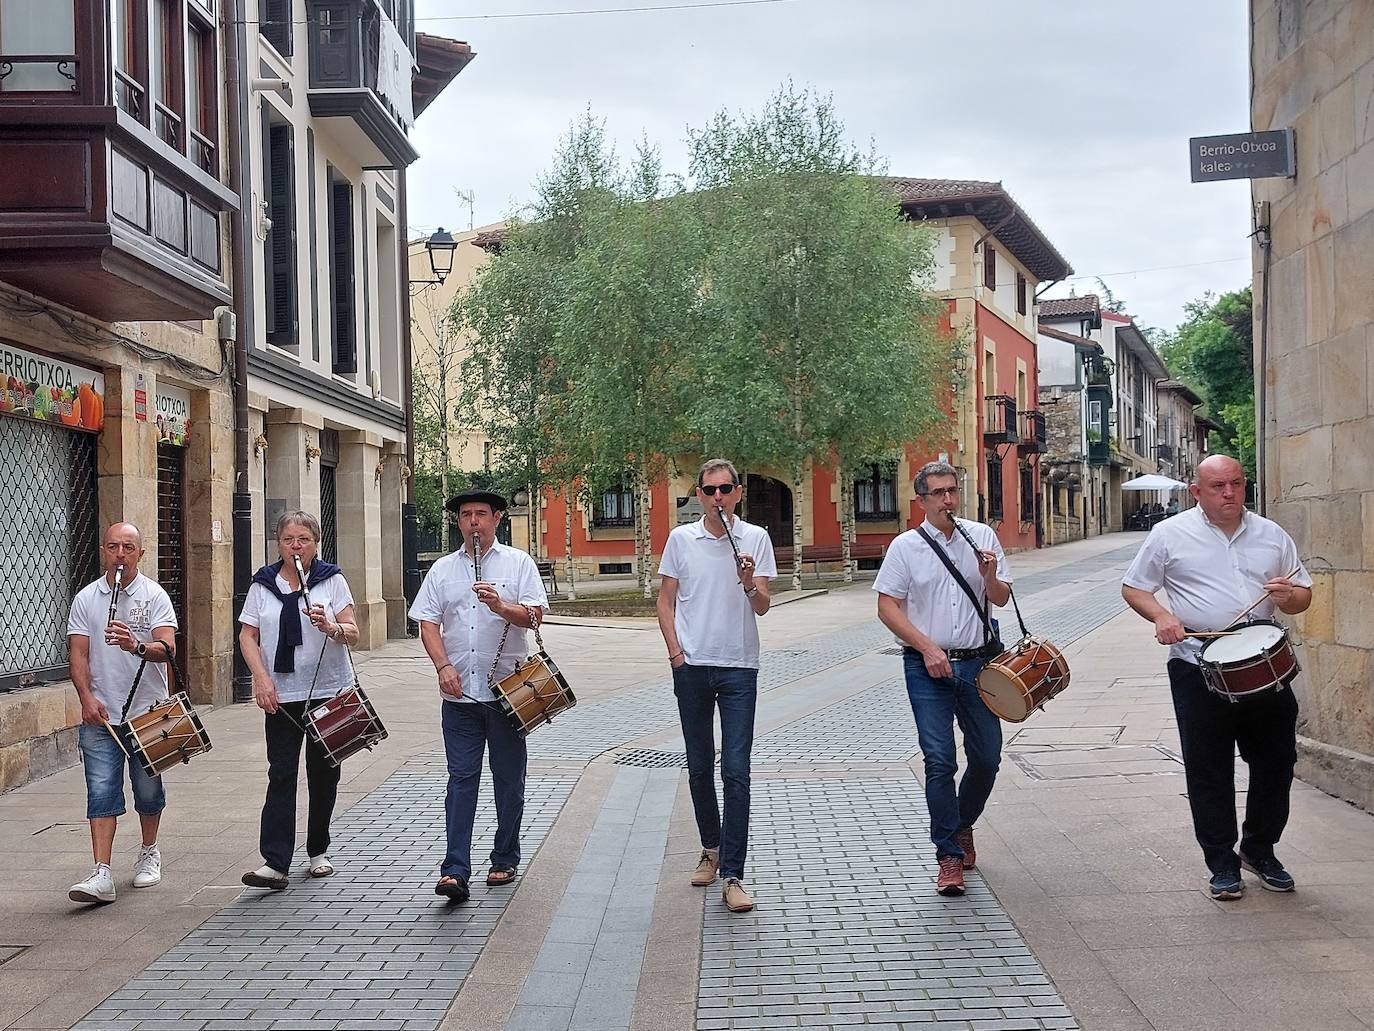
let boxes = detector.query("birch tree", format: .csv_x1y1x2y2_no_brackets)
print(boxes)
687,84,948,589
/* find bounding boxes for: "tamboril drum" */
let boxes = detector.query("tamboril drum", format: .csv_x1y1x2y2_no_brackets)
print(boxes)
977,637,1071,723
1198,620,1300,702
306,686,388,766
493,653,576,737
114,691,213,777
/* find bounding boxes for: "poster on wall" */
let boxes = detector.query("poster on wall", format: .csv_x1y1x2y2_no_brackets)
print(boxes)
155,383,191,446
0,339,105,433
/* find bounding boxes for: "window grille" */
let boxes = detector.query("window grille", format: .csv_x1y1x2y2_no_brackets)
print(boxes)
0,418,99,686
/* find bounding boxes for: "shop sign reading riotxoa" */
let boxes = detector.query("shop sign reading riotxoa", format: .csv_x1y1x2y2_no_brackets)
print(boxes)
0,339,106,433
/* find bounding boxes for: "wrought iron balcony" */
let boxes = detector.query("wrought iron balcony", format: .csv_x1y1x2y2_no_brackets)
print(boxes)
1018,409,1047,456
983,394,1018,447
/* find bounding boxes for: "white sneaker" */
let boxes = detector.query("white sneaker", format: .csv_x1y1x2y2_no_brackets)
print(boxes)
132,844,162,888
69,863,116,904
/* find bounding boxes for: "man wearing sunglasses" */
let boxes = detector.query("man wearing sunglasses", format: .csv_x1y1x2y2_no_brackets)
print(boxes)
874,461,1012,898
657,459,777,913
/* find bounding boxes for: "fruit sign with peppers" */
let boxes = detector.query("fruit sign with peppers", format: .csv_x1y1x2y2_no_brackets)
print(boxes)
0,340,106,433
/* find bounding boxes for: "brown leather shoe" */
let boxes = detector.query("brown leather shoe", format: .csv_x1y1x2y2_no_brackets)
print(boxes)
722,877,754,913
690,848,720,887
936,855,965,897
955,826,976,870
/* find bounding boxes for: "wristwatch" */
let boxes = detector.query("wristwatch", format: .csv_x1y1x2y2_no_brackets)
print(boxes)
136,642,147,656
745,585,760,598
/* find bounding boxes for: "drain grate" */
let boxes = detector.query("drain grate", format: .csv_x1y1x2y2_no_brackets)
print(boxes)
609,748,721,768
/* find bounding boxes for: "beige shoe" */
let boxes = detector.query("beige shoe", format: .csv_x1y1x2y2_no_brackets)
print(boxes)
690,848,720,887
722,876,754,913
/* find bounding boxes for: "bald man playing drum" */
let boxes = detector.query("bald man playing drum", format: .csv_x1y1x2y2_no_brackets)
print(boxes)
1122,455,1311,900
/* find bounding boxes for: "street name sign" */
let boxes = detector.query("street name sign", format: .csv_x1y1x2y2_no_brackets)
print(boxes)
1189,129,1295,182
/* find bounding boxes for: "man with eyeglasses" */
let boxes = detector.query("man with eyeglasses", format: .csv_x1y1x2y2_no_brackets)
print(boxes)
874,461,1012,897
657,458,776,913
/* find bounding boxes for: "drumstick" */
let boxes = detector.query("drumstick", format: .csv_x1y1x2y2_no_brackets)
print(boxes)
1186,631,1239,639
1229,565,1303,626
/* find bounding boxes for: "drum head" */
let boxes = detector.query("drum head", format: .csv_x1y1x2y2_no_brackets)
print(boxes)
977,665,1030,721
1202,622,1286,663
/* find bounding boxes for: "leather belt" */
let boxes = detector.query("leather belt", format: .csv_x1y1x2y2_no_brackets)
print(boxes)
903,645,998,662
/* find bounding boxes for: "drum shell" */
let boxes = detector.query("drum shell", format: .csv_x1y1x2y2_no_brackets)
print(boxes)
977,638,1071,723
121,692,213,776
1198,620,1300,700
306,687,387,766
494,654,576,737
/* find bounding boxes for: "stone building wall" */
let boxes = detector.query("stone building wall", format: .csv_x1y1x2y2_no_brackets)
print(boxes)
1252,0,1374,809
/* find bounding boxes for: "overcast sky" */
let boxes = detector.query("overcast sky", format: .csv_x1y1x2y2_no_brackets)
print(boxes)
406,0,1253,333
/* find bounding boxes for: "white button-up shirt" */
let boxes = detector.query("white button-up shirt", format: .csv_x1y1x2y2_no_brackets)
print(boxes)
1122,507,1312,665
239,572,356,703
408,542,549,703
872,519,1011,651
658,516,777,669
68,573,178,717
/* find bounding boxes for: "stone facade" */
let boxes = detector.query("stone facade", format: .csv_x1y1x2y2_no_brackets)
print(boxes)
1252,0,1374,809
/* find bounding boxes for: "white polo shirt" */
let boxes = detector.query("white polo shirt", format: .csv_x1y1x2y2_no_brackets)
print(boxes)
408,542,549,703
239,572,356,703
68,573,179,718
1122,507,1311,665
872,519,1011,651
658,516,777,669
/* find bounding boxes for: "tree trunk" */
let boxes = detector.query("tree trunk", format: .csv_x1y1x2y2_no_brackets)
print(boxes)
835,467,846,585
791,458,805,593
438,381,450,554
564,484,577,601
637,467,654,600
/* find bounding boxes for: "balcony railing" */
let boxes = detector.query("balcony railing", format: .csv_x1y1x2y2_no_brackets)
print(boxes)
0,55,79,92
190,130,216,176
1018,409,1047,456
154,102,183,151
983,394,1018,447
115,69,144,120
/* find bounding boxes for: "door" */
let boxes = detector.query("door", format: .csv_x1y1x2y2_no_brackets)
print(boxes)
744,474,793,548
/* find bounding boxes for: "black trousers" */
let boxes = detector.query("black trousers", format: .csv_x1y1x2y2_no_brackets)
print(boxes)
1168,659,1298,875
260,701,342,873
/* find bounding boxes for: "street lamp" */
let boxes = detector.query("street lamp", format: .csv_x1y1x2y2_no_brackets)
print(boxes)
412,227,458,286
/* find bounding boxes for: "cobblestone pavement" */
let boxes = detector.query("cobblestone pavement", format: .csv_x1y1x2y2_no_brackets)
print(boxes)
57,536,1154,1031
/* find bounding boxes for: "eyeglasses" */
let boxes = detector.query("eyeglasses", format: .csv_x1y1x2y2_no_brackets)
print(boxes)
699,483,738,497
920,487,961,499
280,536,316,546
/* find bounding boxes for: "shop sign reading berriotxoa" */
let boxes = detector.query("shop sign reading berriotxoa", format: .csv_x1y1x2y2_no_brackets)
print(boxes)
1188,129,1296,183
0,339,106,433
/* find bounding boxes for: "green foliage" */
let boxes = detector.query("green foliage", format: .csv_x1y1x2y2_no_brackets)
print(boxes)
684,82,948,475
1159,286,1255,478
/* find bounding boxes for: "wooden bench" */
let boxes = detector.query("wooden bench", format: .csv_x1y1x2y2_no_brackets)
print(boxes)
535,560,559,596
773,542,885,577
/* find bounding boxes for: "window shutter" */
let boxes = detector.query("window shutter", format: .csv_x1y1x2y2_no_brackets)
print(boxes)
330,180,356,374
265,122,297,347
262,0,293,56
983,245,996,291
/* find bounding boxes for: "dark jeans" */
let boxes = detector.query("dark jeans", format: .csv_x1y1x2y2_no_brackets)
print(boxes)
903,652,1003,860
440,699,527,882
673,663,758,880
260,701,341,873
1168,659,1298,874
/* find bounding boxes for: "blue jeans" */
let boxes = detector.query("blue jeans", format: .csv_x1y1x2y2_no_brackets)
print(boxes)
79,722,166,820
903,652,1002,860
673,663,757,880
440,700,526,882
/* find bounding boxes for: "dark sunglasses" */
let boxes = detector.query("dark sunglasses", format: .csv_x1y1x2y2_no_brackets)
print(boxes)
699,483,738,496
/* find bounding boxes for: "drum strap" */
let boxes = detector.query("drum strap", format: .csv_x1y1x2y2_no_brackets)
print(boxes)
120,651,179,722
488,605,547,690
915,528,1030,645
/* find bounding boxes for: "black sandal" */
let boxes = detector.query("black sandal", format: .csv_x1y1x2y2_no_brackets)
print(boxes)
486,864,518,887
434,875,469,902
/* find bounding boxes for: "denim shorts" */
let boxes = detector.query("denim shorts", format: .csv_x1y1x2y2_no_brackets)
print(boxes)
79,722,166,820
